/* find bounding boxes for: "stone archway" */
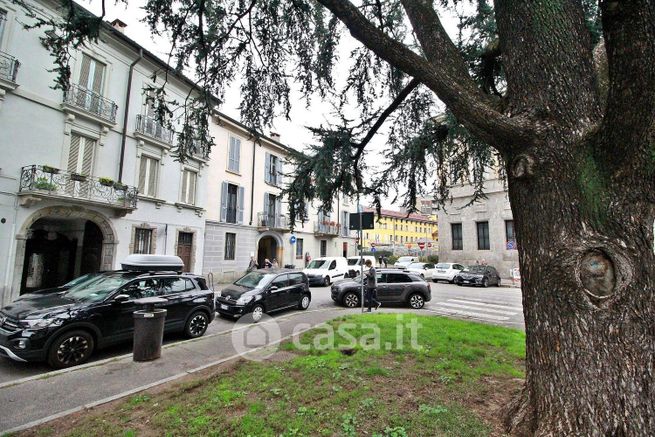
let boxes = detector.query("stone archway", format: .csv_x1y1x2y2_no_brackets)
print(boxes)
256,231,283,268
11,206,117,300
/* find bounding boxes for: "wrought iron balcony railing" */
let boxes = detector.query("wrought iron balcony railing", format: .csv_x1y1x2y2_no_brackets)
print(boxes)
314,222,340,237
257,212,289,230
135,114,175,144
190,139,210,161
0,51,19,83
63,84,118,123
19,165,138,209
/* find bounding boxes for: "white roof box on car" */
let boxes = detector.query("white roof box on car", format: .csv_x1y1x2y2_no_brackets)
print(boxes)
121,255,185,272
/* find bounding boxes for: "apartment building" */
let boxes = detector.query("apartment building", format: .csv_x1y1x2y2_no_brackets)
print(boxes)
202,113,358,282
0,0,208,305
360,208,438,254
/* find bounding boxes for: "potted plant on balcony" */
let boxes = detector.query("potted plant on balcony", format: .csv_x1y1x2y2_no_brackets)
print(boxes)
70,173,87,182
34,177,57,191
113,181,128,191
41,165,60,174
98,177,114,187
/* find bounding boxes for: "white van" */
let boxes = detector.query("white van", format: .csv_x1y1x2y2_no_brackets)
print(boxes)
346,256,377,278
303,257,348,286
394,256,418,269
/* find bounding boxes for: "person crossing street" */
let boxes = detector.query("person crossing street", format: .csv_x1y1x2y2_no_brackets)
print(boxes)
364,259,381,312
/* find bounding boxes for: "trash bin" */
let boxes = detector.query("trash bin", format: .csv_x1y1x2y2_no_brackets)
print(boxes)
133,297,168,362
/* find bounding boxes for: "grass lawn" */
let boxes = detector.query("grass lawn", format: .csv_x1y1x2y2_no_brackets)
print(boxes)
17,314,525,437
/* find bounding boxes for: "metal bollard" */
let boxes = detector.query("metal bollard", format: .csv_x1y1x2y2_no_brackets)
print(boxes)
133,297,168,362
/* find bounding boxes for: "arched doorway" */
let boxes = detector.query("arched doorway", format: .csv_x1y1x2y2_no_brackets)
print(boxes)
12,206,116,298
21,218,103,293
257,236,278,269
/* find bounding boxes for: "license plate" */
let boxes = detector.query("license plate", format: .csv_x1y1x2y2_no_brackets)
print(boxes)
220,304,228,310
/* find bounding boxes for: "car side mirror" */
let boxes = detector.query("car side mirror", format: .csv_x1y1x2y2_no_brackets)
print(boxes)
113,294,131,303
269,286,279,292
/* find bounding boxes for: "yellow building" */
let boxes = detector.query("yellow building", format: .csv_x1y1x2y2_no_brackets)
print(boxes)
361,208,438,253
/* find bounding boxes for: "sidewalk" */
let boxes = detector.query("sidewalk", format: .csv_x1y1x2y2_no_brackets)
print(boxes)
0,308,351,434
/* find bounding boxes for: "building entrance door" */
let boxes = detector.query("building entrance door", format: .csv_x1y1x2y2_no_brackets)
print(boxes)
177,232,194,272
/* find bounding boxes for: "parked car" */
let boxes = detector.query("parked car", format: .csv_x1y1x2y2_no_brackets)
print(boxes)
303,257,348,286
16,272,103,300
216,269,311,322
331,269,431,309
393,256,418,269
454,265,502,287
403,262,436,280
431,263,466,283
346,255,377,278
0,255,215,369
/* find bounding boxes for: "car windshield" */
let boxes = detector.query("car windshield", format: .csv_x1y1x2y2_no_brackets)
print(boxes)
234,272,276,289
64,273,135,303
306,260,329,269
347,259,360,266
436,263,451,269
407,263,425,269
464,266,485,273
397,257,413,262
63,273,100,288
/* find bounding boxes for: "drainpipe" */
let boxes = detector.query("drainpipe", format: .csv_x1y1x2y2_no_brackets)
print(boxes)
118,49,143,182
249,140,256,226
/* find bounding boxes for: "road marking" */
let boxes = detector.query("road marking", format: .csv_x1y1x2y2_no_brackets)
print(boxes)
436,302,518,316
425,307,510,321
446,296,522,307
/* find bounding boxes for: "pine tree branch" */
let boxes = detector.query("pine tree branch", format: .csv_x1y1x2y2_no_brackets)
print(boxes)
316,0,536,151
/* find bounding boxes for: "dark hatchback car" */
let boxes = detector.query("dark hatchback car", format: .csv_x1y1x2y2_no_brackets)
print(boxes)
454,265,502,287
0,269,215,368
216,269,311,322
331,269,431,309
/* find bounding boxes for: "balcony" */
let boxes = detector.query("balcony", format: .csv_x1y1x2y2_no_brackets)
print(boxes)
18,165,138,216
0,51,19,84
257,212,290,232
190,139,210,161
314,222,340,237
135,114,175,145
63,84,118,125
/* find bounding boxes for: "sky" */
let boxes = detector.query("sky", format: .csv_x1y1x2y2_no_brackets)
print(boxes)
78,0,462,208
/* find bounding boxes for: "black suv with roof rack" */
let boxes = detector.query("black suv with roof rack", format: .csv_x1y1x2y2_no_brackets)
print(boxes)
0,255,215,368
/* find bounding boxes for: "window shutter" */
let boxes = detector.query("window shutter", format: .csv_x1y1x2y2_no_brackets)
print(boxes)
181,170,188,203
138,156,147,193
188,172,196,205
228,138,235,170
91,61,105,94
81,137,94,175
275,196,281,220
78,55,91,88
264,152,271,183
277,159,284,187
263,193,270,217
148,159,157,196
234,138,240,171
237,186,245,224
68,134,81,173
220,182,228,222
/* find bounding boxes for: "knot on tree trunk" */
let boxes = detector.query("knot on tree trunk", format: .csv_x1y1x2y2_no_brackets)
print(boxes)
579,250,616,300
512,154,535,179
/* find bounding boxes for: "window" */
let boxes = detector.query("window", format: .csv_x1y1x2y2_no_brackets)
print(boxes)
122,278,160,299
138,155,158,197
134,228,153,254
0,10,6,43
221,182,245,224
451,223,463,250
228,136,241,172
68,133,95,176
78,54,105,93
320,240,327,257
505,220,516,250
180,169,197,205
477,221,490,250
388,273,411,283
296,238,304,259
159,278,195,295
224,232,236,260
289,273,304,285
264,193,281,223
265,153,282,185
271,274,288,288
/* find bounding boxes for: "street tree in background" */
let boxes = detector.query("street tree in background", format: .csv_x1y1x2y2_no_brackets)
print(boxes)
16,0,655,434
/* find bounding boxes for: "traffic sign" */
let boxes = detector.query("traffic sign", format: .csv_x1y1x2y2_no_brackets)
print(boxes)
290,235,297,244
371,247,377,252
418,242,425,250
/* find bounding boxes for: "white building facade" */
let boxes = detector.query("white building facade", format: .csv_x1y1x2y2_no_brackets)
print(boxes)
0,0,208,305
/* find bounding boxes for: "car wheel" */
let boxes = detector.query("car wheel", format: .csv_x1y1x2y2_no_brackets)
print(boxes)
482,278,489,288
184,311,209,338
408,293,425,309
342,292,360,308
251,304,265,323
298,294,311,310
47,330,95,369
455,278,462,286
323,276,331,286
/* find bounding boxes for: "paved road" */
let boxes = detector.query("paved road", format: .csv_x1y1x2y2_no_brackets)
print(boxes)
0,281,523,385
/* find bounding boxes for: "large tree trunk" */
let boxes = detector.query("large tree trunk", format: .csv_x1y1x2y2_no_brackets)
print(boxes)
502,137,655,435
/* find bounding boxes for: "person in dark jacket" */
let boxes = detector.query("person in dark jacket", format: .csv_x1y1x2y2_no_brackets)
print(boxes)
364,259,381,312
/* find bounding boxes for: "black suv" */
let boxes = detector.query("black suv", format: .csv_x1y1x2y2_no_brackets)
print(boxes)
0,270,215,368
216,269,311,322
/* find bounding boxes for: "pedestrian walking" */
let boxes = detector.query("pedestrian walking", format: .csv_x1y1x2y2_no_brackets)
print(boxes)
378,256,383,266
272,258,279,269
364,259,381,312
382,256,388,268
247,254,258,272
